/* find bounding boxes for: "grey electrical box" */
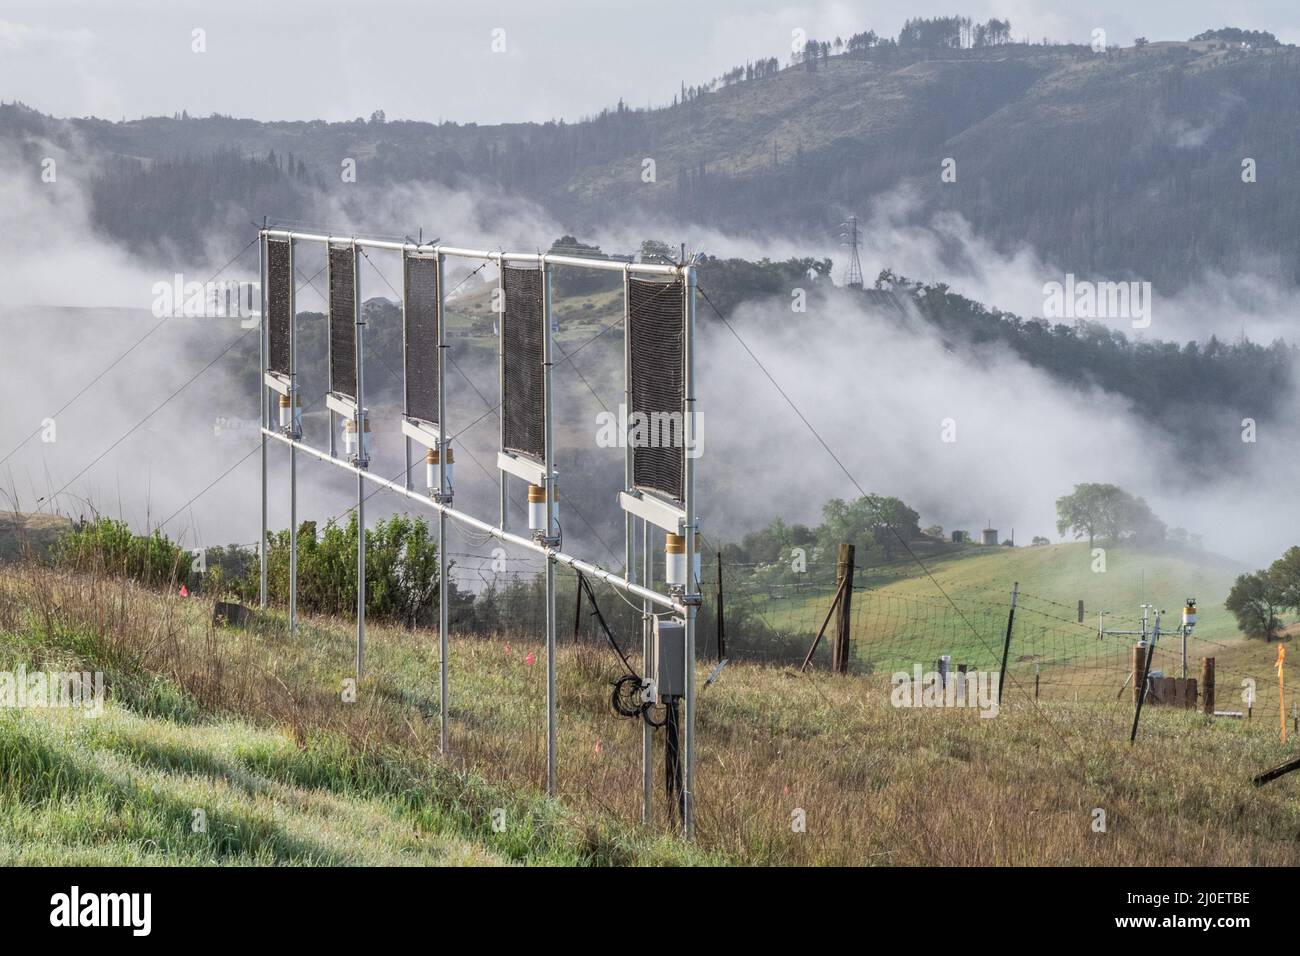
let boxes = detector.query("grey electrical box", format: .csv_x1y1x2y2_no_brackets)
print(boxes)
652,617,686,701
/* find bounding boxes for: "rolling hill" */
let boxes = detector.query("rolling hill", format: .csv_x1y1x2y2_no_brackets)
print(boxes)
739,540,1291,710
7,32,1300,288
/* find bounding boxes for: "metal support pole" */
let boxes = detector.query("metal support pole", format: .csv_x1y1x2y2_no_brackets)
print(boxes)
354,243,367,681
682,262,698,839
542,260,557,796
401,253,412,493
357,471,365,679
498,263,508,531
1181,626,1188,680
624,264,652,823
623,264,634,583
436,253,449,754
288,237,298,635
258,231,268,609
289,435,297,631
641,517,653,823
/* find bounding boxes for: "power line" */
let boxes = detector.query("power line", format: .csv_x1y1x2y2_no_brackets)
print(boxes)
695,282,1095,768
44,260,326,514
48,327,259,508
0,235,260,471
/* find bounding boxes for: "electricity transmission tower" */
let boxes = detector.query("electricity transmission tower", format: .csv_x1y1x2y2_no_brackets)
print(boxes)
840,216,864,289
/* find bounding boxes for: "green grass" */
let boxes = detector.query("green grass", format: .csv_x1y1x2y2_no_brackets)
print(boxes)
2,563,1298,866
0,708,507,865
0,568,711,866
742,542,1275,692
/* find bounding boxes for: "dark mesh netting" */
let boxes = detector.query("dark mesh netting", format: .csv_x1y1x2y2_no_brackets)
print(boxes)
328,245,357,399
501,266,546,462
628,276,685,503
266,239,292,376
404,255,440,425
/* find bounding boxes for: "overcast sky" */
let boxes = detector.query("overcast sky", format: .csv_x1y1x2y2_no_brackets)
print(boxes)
3,1,1299,125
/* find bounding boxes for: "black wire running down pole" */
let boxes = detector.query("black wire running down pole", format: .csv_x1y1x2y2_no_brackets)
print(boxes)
716,552,726,662
997,582,1019,706
573,570,585,644
1130,613,1161,744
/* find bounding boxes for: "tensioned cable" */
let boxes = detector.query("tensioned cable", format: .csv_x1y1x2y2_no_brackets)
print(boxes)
45,262,328,511
48,327,260,507
0,236,260,471
154,256,496,536
695,282,1097,770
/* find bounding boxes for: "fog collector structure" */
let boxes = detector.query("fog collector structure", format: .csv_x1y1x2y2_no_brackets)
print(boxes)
256,227,702,836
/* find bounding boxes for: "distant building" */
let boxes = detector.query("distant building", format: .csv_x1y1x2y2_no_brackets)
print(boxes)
981,528,999,546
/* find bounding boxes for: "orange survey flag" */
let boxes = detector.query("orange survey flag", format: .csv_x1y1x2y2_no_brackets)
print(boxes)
1276,646,1287,743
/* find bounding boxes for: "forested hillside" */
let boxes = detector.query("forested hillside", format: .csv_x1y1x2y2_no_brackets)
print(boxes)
4,21,1300,288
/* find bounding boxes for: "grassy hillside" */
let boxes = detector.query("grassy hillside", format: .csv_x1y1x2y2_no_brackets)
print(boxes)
2,561,1299,866
740,541,1293,710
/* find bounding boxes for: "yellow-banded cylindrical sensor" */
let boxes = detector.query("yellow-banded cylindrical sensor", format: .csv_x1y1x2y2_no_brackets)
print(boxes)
528,482,558,533
342,412,371,458
665,532,687,588
426,446,455,494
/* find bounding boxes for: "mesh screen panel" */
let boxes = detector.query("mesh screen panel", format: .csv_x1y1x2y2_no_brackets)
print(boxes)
404,255,440,425
501,266,546,463
266,239,292,376
328,245,357,399
628,276,685,503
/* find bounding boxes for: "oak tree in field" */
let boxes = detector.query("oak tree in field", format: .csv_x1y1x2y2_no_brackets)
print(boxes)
1225,570,1285,641
1267,545,1300,613
1055,483,1165,548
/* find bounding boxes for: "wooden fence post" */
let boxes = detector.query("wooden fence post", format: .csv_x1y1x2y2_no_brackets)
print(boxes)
799,575,847,672
1132,645,1145,706
1200,657,1215,715
997,582,1019,705
831,543,855,675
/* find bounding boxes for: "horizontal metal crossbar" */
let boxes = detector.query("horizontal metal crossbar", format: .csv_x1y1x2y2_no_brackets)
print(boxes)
259,229,683,277
261,427,684,614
